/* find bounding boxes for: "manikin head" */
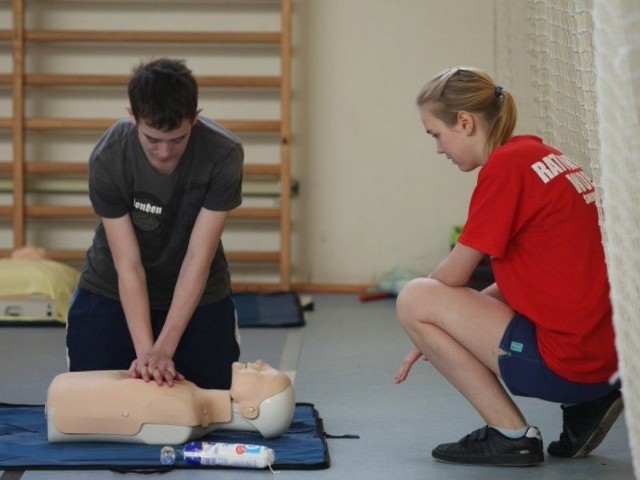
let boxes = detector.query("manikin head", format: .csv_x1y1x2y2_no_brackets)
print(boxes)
231,360,292,418
230,360,295,438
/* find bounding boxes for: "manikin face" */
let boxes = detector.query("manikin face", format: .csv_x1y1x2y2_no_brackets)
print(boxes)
234,360,280,378
419,104,485,172
135,118,194,175
231,360,291,418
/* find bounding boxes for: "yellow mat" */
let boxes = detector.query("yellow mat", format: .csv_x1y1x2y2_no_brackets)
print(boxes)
0,259,79,323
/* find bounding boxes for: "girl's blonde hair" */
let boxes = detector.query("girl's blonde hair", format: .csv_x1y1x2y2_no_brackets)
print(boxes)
416,67,517,153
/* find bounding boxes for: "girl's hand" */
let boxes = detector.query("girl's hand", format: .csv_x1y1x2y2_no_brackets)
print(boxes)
395,346,427,384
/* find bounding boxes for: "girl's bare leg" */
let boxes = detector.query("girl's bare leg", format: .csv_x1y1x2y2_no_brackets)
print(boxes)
396,278,526,429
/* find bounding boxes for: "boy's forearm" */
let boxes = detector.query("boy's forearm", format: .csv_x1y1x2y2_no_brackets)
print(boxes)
117,267,154,356
155,251,212,356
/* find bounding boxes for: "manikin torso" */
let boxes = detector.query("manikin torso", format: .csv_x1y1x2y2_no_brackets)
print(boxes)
46,361,295,444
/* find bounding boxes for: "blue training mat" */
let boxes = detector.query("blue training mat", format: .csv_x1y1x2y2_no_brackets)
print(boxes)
0,402,329,472
234,292,305,328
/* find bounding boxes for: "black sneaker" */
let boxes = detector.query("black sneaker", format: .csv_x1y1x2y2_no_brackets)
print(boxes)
547,389,623,458
432,425,544,466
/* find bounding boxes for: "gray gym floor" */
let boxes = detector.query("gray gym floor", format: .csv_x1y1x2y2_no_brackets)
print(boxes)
0,294,634,479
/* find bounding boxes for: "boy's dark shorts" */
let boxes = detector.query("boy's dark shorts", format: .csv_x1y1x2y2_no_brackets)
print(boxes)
66,288,240,389
499,313,618,404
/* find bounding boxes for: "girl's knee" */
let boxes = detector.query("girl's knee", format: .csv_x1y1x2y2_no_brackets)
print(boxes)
396,277,441,327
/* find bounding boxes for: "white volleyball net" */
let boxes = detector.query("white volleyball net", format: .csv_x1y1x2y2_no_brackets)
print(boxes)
496,0,640,474
593,0,640,472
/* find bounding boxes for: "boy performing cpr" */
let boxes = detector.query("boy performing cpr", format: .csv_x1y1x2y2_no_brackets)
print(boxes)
67,58,243,390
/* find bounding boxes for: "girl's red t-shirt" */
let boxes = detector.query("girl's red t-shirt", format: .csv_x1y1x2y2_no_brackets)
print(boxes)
459,135,617,383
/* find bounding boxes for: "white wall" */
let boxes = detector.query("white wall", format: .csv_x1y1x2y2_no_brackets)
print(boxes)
291,0,495,285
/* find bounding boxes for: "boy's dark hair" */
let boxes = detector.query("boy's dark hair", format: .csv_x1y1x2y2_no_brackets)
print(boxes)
128,58,198,130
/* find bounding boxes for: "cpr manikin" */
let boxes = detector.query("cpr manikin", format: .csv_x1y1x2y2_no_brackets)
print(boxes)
45,360,295,444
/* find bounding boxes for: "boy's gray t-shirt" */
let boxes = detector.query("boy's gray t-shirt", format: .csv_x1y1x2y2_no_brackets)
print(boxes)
79,117,243,309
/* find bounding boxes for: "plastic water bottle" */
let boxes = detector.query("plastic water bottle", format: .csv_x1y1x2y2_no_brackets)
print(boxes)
160,441,275,469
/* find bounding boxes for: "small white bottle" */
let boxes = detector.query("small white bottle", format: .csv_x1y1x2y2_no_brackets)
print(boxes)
160,441,275,469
